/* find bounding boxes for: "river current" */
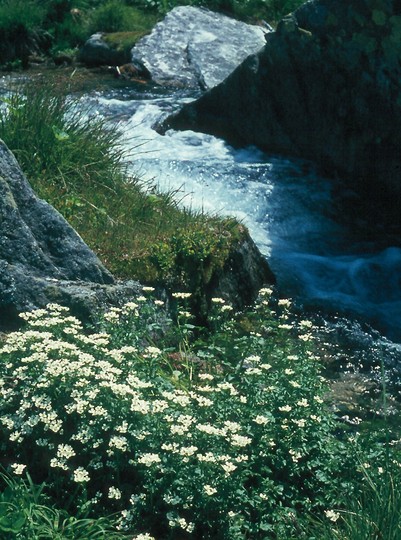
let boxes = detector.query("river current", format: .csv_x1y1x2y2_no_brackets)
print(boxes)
84,83,401,347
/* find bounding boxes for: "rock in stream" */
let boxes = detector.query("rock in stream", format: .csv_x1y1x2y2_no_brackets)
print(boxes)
131,6,267,89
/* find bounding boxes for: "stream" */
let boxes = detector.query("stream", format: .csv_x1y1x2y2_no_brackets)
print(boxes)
83,83,401,348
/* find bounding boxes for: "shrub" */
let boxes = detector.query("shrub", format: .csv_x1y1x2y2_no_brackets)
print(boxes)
89,0,149,33
0,290,373,538
0,0,46,33
0,0,47,66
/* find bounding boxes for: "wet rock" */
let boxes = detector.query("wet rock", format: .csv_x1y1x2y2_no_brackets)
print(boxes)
131,6,267,89
162,0,401,204
111,62,151,81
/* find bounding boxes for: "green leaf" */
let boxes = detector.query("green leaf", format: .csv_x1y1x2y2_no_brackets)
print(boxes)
0,512,26,533
52,125,70,141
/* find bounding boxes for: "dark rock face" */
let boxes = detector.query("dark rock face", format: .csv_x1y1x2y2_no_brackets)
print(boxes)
162,0,401,201
0,140,130,324
131,6,266,89
208,227,275,310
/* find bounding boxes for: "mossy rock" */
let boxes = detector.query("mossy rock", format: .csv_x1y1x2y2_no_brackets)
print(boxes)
103,31,148,55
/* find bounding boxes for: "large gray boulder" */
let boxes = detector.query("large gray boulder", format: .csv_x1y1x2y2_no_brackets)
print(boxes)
0,140,142,326
131,6,267,89
161,0,401,203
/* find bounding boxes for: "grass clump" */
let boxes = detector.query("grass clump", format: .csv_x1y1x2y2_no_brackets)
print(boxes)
0,472,126,538
0,0,45,32
0,290,400,538
89,0,157,33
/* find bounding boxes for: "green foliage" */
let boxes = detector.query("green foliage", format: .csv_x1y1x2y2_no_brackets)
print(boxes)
135,0,304,22
151,219,242,315
305,466,401,539
49,14,90,54
0,0,46,33
1,291,396,538
0,473,125,539
0,81,126,201
89,0,150,33
237,0,305,23
0,0,47,66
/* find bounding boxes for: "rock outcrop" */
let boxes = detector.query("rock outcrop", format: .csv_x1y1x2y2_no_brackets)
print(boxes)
0,140,142,327
131,6,267,89
208,227,275,310
161,0,401,202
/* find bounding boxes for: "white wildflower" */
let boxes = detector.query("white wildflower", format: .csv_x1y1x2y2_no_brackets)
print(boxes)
297,398,309,407
221,461,237,474
279,405,292,412
73,467,90,483
108,487,122,499
11,463,26,475
57,444,76,460
254,415,269,425
138,453,161,467
172,292,191,299
325,509,340,522
230,434,252,447
198,373,214,380
203,485,217,496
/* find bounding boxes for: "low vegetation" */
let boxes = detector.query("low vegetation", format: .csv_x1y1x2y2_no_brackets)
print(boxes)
1,290,400,538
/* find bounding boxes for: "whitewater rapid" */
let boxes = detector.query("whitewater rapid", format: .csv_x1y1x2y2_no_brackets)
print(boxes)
85,85,401,342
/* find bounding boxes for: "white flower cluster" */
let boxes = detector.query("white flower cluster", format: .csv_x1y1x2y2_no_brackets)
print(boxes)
0,298,336,538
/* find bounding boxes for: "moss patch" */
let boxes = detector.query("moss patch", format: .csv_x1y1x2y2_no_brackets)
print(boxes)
103,31,149,53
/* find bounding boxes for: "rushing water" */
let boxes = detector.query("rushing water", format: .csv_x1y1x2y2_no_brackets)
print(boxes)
82,83,401,345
